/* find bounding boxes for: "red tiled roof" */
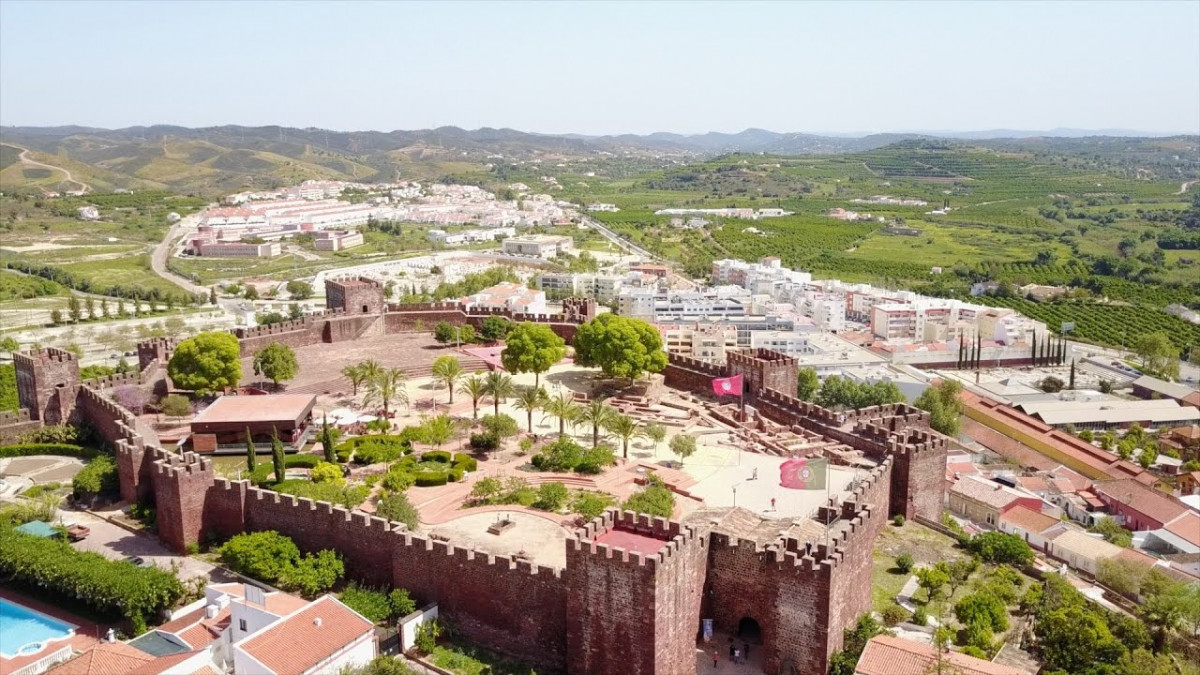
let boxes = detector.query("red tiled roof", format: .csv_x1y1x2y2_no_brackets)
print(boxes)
856,635,1031,675
45,643,154,675
950,475,1027,510
1165,511,1200,547
127,651,204,675
1093,479,1188,528
1015,476,1049,493
192,394,316,425
1000,505,1058,534
236,596,373,674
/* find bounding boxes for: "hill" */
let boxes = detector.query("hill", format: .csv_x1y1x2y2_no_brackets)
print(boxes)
4,125,1194,196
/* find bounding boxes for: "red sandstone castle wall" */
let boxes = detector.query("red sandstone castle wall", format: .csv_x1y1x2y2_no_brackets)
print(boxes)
0,409,40,445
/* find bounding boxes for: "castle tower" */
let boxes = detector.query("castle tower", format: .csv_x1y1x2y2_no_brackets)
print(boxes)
727,348,798,402
153,451,218,553
566,511,708,675
325,276,385,314
13,348,81,424
561,297,597,324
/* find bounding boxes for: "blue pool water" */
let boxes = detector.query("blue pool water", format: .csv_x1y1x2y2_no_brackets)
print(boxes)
0,598,76,658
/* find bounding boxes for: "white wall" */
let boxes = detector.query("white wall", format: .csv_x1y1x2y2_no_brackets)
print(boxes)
399,604,439,652
306,631,377,674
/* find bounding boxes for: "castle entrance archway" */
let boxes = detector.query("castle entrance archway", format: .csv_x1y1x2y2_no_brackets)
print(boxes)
738,616,762,644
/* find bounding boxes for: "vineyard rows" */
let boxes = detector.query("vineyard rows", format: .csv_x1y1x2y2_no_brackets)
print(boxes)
972,296,1200,352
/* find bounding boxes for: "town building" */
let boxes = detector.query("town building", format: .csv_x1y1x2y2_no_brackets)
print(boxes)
312,230,364,251
502,234,574,258
460,282,547,315
948,474,1042,527
196,241,281,258
1013,398,1200,432
659,323,739,363
998,504,1061,550
855,635,1032,675
188,394,317,453
1092,479,1188,531
1131,375,1200,409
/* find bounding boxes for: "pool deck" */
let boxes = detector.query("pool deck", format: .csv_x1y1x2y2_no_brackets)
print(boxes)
0,588,116,673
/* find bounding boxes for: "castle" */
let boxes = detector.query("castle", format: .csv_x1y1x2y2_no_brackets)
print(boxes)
3,277,947,675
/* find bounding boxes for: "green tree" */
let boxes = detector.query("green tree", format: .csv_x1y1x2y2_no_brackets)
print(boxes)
533,482,569,511
914,379,965,436
67,296,81,323
376,491,419,529
311,461,343,484
364,367,409,418
281,549,343,596
954,592,1008,632
1089,517,1132,548
1132,331,1180,379
244,285,259,300
644,423,666,451
220,531,300,582
573,314,667,381
320,416,337,464
500,322,566,386
285,280,313,300
669,433,697,465
252,342,299,389
482,371,515,418
342,364,367,396
433,321,457,345
430,356,463,404
578,398,616,448
542,390,582,435
513,386,548,433
622,473,674,517
168,332,242,395
1138,443,1158,469
967,532,1033,565
1039,376,1065,393
604,413,644,460
246,427,257,473
457,373,487,420
796,367,819,401
271,428,287,483
479,315,513,342
419,414,457,448
0,336,18,353
1035,606,1124,673
1115,649,1178,675
916,562,950,602
161,394,192,426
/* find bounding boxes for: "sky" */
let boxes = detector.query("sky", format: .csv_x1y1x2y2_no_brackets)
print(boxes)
1,0,1198,136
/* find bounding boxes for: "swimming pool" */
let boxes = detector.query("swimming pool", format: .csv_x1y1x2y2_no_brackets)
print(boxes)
0,598,76,659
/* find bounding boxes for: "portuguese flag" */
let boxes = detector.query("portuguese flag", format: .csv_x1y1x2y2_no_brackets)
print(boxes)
779,457,828,490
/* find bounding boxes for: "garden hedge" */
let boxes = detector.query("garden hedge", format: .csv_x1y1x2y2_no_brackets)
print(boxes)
414,471,449,487
0,443,99,459
452,454,478,471
421,450,451,464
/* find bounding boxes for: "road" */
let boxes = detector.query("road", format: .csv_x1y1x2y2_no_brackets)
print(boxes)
581,215,659,261
150,216,211,296
1178,180,1198,195
12,146,91,194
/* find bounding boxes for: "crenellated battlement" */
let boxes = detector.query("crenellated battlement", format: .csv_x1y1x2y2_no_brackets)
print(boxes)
666,352,728,377
234,317,318,339
13,347,77,367
570,509,705,574
83,371,142,390
0,409,31,424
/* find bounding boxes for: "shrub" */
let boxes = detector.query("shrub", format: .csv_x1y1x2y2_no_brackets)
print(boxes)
960,646,987,659
280,549,344,597
1,443,97,459
285,454,323,468
448,467,464,482
272,480,370,508
451,454,477,471
0,526,184,631
518,437,534,454
469,477,503,504
388,588,416,618
469,432,499,451
480,413,518,439
18,424,83,445
421,450,451,464
18,482,63,499
382,468,415,492
622,474,674,517
911,606,928,626
414,471,448,487
310,462,344,484
73,455,119,498
376,492,419,529
571,491,616,520
347,436,409,465
895,553,914,574
881,603,909,627
892,514,905,527
575,445,616,474
415,619,441,654
954,592,1008,633
533,482,569,512
220,531,300,582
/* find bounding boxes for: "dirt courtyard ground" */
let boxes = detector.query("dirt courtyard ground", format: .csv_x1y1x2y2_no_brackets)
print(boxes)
241,332,449,394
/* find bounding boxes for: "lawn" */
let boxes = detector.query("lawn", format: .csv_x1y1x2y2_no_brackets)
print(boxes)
871,521,969,614
428,639,538,675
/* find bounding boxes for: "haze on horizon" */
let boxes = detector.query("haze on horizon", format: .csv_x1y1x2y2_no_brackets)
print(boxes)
1,0,1197,137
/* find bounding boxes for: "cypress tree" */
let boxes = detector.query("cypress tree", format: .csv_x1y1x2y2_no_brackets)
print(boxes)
245,427,257,473
321,415,336,464
1031,333,1038,365
975,334,982,369
271,427,286,485
1069,360,1076,389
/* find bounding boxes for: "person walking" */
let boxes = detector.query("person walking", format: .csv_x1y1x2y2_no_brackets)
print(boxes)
744,641,751,660
770,497,776,511
733,647,741,664
729,643,735,661
712,650,719,670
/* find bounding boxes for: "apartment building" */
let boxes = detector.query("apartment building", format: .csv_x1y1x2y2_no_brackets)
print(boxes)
312,230,364,251
502,235,574,258
460,282,547,315
196,241,281,258
660,323,739,363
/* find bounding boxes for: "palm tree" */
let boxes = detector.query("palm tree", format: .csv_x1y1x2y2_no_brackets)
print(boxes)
604,413,644,460
431,356,463,404
482,371,516,418
364,367,409,419
542,391,582,436
342,364,366,395
578,398,616,448
513,386,548,434
458,373,487,420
